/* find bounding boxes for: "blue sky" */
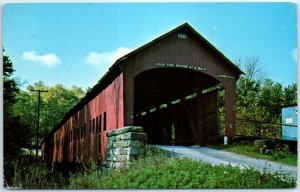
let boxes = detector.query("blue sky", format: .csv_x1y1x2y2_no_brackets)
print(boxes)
3,2,298,90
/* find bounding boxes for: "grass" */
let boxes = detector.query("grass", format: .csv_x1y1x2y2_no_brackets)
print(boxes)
4,146,297,189
68,146,296,189
4,155,67,189
212,144,297,166
68,157,296,189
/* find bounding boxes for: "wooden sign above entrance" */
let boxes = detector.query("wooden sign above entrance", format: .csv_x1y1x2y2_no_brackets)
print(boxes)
154,62,207,72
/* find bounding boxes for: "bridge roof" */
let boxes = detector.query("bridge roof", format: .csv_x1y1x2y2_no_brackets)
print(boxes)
43,23,243,141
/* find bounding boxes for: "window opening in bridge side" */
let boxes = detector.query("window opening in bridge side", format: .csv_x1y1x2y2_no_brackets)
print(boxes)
99,115,102,132
103,112,106,131
93,118,95,134
149,107,156,113
159,103,168,109
185,92,197,100
96,116,99,133
89,120,92,134
171,99,181,105
74,129,76,141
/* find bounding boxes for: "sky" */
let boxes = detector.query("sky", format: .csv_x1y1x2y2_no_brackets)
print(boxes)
2,1,298,90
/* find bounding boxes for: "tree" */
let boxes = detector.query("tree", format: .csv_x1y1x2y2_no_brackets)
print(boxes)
236,57,264,114
12,82,86,144
3,53,19,112
3,51,30,158
258,79,284,120
283,83,297,106
234,56,297,139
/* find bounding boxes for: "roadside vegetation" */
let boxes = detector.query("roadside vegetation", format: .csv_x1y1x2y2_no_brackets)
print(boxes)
5,146,296,189
213,144,297,166
4,155,67,189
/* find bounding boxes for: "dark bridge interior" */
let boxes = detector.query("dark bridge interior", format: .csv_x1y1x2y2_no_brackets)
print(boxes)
134,68,223,146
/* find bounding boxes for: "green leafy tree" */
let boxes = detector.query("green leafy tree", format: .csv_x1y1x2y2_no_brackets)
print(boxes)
3,51,30,158
258,79,284,120
234,56,297,139
235,57,264,136
283,83,297,106
12,82,85,144
3,53,19,112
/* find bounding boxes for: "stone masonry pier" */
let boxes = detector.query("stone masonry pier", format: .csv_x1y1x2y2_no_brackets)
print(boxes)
105,126,147,169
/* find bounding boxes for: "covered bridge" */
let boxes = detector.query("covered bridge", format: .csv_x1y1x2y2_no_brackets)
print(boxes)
42,23,243,163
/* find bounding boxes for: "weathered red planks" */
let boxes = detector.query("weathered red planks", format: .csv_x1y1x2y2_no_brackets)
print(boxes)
42,23,242,164
47,74,123,163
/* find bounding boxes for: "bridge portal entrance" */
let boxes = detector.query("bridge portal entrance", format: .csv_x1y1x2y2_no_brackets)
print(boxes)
134,68,223,146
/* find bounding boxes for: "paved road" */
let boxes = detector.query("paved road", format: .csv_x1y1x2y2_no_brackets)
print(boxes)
156,145,297,179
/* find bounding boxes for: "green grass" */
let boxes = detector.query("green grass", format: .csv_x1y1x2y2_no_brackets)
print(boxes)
214,144,297,166
68,157,296,189
68,146,296,189
4,156,67,189
5,146,297,189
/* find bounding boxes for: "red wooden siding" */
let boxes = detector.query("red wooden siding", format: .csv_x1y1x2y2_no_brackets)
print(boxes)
49,73,123,163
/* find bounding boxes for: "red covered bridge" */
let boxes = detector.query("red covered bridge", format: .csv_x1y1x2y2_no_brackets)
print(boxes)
42,23,243,164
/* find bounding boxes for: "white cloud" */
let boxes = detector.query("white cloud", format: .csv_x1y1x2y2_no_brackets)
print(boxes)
22,51,61,67
85,47,132,68
292,48,298,63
